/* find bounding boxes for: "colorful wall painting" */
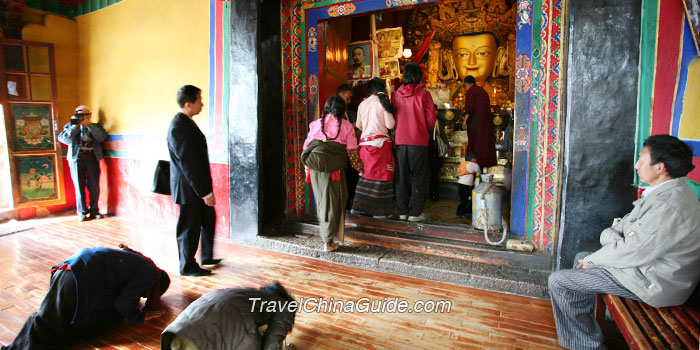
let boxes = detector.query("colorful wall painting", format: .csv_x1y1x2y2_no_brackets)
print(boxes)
10,103,54,151
15,155,58,202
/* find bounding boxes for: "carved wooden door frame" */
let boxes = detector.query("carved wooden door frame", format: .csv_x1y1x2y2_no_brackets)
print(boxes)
0,38,65,208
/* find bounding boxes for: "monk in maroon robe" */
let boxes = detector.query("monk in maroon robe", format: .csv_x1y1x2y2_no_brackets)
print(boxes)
461,75,497,168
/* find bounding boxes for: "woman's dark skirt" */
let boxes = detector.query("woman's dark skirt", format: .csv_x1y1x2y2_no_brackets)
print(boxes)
351,178,395,217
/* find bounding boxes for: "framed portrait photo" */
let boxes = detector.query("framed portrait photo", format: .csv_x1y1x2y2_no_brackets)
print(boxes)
348,41,373,80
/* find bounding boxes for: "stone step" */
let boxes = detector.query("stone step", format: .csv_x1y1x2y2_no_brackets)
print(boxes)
346,213,495,245
260,222,552,299
286,219,552,272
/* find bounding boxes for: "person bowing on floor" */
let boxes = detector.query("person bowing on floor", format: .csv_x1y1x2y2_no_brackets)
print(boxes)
2,245,170,350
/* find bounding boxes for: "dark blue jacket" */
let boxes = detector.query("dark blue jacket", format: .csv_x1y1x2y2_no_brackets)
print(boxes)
55,247,159,324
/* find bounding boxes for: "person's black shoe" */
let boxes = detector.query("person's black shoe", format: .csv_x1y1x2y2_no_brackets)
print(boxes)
79,214,88,222
180,268,211,276
201,258,222,265
92,213,104,219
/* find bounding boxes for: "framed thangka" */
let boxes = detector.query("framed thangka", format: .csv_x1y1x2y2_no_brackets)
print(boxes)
379,60,400,78
376,28,403,79
10,103,54,151
14,154,59,203
376,27,403,60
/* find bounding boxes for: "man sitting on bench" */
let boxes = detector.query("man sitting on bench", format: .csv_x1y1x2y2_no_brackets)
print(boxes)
548,134,700,350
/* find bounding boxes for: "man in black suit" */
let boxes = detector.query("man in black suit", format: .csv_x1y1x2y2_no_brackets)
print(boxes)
167,85,221,276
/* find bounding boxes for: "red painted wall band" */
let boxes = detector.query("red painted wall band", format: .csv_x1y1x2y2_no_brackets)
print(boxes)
650,0,684,136
214,0,224,152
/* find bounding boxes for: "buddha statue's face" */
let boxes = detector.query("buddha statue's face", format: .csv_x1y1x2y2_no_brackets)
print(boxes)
452,33,498,85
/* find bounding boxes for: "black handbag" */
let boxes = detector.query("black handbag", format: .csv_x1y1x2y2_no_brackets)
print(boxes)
152,160,171,195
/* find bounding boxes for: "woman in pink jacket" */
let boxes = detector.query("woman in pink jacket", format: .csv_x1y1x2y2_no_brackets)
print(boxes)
301,96,363,252
351,78,396,218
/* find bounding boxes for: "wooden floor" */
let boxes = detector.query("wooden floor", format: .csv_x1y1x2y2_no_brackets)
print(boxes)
0,215,561,349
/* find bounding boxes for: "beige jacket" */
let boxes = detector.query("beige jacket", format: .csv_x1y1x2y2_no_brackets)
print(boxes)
583,177,700,307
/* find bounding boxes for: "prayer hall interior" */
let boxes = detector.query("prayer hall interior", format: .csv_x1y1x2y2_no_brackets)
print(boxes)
0,215,572,349
1,0,697,349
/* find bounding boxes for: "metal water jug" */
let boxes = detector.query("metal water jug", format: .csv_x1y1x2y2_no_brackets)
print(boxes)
472,174,503,231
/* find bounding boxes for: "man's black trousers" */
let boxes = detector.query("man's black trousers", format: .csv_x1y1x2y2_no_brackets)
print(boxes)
176,201,216,273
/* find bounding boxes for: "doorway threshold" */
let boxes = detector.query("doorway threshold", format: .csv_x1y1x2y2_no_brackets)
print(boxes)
258,216,553,299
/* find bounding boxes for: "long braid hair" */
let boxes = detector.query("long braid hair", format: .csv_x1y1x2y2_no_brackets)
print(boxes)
320,95,346,141
367,78,395,114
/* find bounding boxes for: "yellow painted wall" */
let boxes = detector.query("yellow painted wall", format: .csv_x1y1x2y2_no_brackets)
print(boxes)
679,57,700,139
76,0,210,134
22,14,80,126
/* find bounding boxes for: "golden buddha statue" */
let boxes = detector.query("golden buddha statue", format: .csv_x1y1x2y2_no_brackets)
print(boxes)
406,0,515,107
426,41,442,87
452,32,504,102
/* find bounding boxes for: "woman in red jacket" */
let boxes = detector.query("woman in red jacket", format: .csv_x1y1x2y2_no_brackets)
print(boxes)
391,62,437,222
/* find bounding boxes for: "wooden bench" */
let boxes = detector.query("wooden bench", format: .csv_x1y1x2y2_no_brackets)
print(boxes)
595,288,699,349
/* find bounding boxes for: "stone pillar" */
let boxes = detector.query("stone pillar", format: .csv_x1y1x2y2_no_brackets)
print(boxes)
558,0,641,269
228,0,259,243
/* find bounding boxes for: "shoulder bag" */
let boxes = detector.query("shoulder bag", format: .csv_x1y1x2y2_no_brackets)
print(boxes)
152,160,171,195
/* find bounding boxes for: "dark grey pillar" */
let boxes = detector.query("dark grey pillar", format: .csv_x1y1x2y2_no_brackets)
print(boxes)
557,0,641,269
258,0,285,234
228,1,259,243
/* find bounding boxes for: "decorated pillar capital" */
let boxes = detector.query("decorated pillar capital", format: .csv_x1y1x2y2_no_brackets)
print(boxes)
1,0,27,39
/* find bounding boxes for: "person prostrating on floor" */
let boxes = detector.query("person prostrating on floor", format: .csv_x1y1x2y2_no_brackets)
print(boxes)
167,85,221,276
302,95,364,252
1,246,170,350
161,281,296,350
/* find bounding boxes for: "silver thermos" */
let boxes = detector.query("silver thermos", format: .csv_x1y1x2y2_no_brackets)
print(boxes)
472,174,503,231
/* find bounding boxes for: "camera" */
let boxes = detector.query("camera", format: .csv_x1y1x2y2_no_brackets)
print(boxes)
70,112,85,125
